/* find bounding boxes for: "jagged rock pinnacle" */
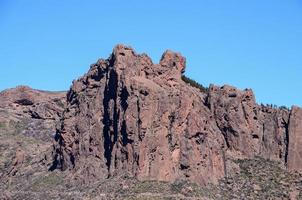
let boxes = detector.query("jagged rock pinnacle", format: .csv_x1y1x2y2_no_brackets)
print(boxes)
160,50,186,74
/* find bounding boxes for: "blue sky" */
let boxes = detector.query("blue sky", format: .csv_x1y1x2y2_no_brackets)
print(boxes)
0,0,301,107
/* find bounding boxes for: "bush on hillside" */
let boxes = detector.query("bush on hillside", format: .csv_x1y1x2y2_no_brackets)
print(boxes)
181,75,208,93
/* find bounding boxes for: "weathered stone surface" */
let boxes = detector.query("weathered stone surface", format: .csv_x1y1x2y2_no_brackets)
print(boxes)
1,44,302,199
51,44,302,186
52,45,226,185
207,85,290,162
6,148,25,177
287,106,302,171
0,86,66,183
0,86,66,122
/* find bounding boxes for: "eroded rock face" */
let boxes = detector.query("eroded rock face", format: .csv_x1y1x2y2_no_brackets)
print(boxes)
287,106,302,171
0,86,66,185
0,86,66,122
52,45,226,185
52,44,302,185
207,85,290,162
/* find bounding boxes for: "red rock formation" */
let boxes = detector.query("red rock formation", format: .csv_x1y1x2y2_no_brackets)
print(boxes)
0,86,66,121
52,45,226,185
287,106,302,171
207,85,290,161
51,44,302,185
0,86,66,181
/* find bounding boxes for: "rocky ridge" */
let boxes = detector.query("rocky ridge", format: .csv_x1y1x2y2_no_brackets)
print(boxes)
0,86,66,195
51,45,302,185
0,45,301,199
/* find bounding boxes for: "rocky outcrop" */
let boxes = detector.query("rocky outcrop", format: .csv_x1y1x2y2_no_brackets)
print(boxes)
207,85,290,162
1,45,302,199
52,45,226,185
51,44,302,186
0,86,66,181
6,148,25,177
0,86,66,121
287,106,302,171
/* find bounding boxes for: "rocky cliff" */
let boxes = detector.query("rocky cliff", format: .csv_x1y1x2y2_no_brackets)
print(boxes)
51,44,302,186
0,86,66,189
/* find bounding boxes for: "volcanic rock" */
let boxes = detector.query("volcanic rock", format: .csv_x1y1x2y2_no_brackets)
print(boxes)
287,106,302,171
52,45,226,185
51,44,302,186
1,45,302,199
207,85,290,161
0,86,66,181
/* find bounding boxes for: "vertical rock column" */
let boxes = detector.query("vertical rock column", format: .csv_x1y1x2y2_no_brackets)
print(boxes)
287,106,302,171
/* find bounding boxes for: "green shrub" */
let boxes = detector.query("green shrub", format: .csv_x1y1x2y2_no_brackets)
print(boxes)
181,75,208,93
279,106,289,110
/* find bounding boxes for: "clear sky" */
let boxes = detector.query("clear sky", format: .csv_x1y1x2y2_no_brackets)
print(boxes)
0,0,301,107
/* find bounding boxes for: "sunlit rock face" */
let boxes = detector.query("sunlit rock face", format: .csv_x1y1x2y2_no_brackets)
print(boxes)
287,106,302,171
51,44,302,185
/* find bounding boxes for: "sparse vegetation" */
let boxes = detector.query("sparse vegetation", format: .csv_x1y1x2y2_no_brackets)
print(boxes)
209,157,302,199
280,105,290,110
266,104,278,109
2,157,302,199
54,98,65,108
9,120,27,135
83,158,302,199
181,75,208,93
30,174,63,192
260,103,290,111
0,122,5,129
